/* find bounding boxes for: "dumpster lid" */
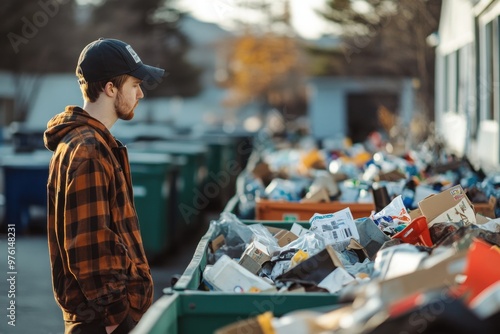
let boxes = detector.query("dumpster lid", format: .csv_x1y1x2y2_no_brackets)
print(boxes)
128,152,175,165
1,150,52,167
128,140,207,155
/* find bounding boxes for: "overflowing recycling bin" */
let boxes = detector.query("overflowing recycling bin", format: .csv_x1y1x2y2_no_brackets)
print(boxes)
133,218,339,334
134,194,500,333
133,129,500,334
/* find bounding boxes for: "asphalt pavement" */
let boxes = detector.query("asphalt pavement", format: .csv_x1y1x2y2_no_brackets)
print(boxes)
0,214,212,334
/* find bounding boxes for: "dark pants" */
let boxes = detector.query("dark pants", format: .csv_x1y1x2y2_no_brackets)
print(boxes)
64,314,136,334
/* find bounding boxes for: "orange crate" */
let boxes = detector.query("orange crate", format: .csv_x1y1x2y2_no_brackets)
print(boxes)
255,199,375,221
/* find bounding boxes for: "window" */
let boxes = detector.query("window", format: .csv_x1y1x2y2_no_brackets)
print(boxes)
483,20,496,120
443,54,451,111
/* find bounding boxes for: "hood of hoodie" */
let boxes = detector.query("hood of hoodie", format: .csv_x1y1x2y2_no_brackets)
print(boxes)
44,106,117,152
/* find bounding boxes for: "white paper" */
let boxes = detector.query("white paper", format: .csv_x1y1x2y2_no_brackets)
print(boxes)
372,195,411,226
476,218,500,233
318,267,355,293
203,255,275,292
309,208,359,252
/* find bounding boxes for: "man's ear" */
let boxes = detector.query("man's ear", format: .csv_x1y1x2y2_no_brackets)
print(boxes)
103,82,117,97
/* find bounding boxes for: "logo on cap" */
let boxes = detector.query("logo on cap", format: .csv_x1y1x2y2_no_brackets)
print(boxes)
126,45,141,63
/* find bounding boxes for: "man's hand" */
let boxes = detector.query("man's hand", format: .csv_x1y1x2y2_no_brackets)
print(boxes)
105,324,119,334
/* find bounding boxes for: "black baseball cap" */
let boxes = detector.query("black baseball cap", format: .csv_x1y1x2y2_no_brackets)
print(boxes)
76,38,165,83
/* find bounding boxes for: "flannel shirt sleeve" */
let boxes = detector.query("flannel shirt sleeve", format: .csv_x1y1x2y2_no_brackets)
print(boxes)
64,158,130,326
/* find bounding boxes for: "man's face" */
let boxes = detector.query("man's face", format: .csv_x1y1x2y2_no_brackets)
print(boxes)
114,76,144,121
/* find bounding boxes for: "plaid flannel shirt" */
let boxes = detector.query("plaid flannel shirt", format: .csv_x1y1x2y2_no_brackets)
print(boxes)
44,106,153,326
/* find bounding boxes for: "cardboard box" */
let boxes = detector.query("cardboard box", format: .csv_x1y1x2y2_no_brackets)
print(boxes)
472,196,497,219
418,185,476,226
291,223,309,237
238,240,272,274
209,234,226,253
409,207,423,221
274,229,298,247
266,226,286,235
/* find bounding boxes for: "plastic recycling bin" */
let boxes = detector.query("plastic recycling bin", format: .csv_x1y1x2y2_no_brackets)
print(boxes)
1,151,51,233
129,152,177,261
255,199,375,221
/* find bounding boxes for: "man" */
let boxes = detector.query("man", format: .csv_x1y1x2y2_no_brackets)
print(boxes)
44,38,164,334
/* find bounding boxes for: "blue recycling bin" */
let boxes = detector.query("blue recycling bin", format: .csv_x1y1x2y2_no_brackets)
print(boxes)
1,151,51,233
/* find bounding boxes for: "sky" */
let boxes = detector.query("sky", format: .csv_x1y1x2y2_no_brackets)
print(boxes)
76,0,341,39
173,0,337,39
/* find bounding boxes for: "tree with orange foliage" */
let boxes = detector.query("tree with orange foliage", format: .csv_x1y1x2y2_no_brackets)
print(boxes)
221,32,307,120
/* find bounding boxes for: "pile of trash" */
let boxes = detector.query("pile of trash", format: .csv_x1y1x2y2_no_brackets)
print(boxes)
233,132,500,221
203,186,500,333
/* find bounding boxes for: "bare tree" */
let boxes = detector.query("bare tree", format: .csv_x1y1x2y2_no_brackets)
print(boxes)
316,0,442,121
0,0,78,122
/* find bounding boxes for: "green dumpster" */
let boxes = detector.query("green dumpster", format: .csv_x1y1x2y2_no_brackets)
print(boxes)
132,291,338,334
129,152,177,261
195,134,244,212
128,141,208,233
162,131,253,212
199,131,253,176
132,220,339,333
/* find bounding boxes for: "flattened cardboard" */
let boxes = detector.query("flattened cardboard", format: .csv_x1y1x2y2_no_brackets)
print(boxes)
429,198,476,226
346,239,369,262
409,208,423,221
418,185,475,226
379,249,467,305
266,226,287,235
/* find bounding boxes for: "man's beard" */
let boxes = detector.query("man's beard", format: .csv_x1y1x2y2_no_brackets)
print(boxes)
114,91,138,121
